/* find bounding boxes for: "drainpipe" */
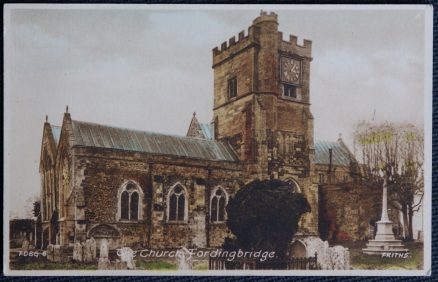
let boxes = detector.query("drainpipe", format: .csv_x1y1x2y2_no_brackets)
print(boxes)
147,163,153,248
206,166,212,248
328,148,333,174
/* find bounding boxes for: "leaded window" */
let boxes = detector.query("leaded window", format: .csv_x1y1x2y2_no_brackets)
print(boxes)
168,184,186,222
211,188,227,222
119,183,141,221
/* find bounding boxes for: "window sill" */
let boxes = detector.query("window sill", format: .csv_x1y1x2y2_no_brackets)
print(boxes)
209,221,227,225
118,220,143,223
165,221,188,225
282,95,301,101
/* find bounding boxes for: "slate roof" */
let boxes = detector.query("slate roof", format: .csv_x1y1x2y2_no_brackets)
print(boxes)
70,120,238,162
314,141,355,166
51,126,61,146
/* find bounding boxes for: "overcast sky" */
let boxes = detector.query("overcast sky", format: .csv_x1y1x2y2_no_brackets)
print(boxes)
4,5,430,218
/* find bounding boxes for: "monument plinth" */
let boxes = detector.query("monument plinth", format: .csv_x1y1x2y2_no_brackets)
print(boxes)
362,175,408,255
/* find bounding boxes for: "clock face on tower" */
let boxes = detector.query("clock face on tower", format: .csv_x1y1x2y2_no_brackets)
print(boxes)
281,57,301,84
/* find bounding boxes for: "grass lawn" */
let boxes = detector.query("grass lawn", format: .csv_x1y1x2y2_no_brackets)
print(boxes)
344,241,423,270
135,260,178,270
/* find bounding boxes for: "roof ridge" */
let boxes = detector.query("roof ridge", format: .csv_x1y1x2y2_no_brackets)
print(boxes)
72,119,215,143
315,140,340,145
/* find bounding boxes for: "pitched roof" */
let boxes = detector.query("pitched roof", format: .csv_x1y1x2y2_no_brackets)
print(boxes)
199,123,214,140
70,120,238,162
51,125,61,146
314,140,355,166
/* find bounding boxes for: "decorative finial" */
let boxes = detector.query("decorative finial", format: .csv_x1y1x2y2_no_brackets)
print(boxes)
45,115,48,122
193,112,196,117
66,105,69,113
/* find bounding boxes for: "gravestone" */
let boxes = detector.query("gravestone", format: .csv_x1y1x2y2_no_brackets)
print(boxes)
21,239,30,251
99,238,109,259
300,237,351,270
97,238,110,270
119,247,136,269
83,239,93,263
46,244,54,262
73,241,83,262
53,245,62,262
90,237,97,260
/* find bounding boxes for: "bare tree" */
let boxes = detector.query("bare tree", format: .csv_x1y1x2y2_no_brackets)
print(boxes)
353,121,423,241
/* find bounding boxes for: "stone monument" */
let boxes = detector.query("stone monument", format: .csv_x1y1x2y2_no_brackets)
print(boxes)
97,238,110,269
83,239,93,263
362,173,408,255
21,239,30,251
90,237,97,260
73,241,83,262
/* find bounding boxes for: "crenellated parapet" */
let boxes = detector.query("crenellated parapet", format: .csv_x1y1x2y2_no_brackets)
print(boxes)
278,32,312,59
212,11,279,66
212,28,257,67
252,10,278,25
213,11,312,66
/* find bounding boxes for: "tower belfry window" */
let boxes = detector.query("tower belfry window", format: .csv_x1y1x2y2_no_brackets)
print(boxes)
228,77,237,99
283,84,297,98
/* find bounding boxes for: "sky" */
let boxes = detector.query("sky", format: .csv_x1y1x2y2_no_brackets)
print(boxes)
4,5,430,218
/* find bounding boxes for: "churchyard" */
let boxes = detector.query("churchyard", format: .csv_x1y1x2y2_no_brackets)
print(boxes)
10,241,423,271
10,238,423,271
349,241,423,270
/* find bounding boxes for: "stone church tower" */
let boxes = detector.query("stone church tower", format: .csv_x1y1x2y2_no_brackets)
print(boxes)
212,11,318,235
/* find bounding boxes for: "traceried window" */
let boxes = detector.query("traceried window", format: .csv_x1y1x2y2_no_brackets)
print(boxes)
168,184,187,222
210,187,227,223
228,77,237,99
119,182,141,221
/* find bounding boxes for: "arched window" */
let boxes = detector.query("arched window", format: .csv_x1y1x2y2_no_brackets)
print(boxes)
286,179,301,193
210,187,228,223
167,184,187,222
118,182,142,221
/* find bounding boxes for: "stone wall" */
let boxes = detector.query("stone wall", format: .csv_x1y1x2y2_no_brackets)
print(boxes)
70,147,242,249
318,182,381,242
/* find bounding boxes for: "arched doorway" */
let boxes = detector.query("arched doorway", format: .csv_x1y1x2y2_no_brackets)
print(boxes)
289,240,307,258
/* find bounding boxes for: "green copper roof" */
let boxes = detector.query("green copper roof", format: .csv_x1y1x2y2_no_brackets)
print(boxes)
71,120,238,162
199,123,214,140
314,141,354,166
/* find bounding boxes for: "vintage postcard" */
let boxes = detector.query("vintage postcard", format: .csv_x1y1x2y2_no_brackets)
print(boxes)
3,4,432,276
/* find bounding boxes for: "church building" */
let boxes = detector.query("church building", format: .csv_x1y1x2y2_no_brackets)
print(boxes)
38,12,376,250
